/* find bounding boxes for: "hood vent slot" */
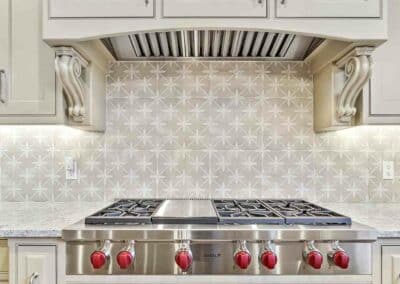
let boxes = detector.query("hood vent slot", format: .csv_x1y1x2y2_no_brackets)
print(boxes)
103,30,322,61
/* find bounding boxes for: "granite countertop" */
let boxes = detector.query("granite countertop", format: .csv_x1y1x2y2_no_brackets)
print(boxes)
321,203,400,238
1,202,400,238
0,202,108,238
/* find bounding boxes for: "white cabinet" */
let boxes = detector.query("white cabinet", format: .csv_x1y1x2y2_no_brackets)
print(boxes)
355,0,400,125
276,0,381,18
0,0,10,107
0,240,7,284
162,0,267,18
368,0,400,116
382,246,400,284
49,0,155,18
15,246,56,284
0,0,60,123
8,240,62,284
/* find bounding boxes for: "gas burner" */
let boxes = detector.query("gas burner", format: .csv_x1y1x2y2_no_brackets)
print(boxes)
85,199,164,225
261,200,352,225
213,200,285,224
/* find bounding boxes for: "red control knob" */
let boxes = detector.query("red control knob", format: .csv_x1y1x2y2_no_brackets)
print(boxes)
261,250,278,269
90,251,107,269
175,250,193,271
234,251,252,269
117,251,134,269
306,251,323,269
333,251,350,269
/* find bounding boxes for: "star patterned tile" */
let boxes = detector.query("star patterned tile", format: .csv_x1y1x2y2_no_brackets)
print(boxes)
1,61,400,202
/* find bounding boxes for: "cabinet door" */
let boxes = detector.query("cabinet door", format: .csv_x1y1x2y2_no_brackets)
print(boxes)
0,240,8,284
369,0,400,116
16,246,56,284
0,0,10,106
0,0,56,116
382,246,400,284
163,0,267,18
276,0,381,18
49,0,155,18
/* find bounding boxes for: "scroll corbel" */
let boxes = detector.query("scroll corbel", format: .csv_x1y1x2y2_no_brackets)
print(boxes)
55,47,89,123
335,47,374,123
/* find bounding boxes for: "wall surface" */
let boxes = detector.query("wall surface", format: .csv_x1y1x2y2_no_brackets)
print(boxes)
0,61,399,202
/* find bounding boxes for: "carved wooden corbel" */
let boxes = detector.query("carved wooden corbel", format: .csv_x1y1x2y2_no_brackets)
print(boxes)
335,47,374,123
55,47,89,123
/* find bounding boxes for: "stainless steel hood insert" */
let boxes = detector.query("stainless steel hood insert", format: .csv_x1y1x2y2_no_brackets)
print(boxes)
102,30,323,60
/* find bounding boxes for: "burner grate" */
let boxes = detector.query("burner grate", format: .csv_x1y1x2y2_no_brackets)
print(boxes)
213,200,285,224
85,199,164,225
261,199,352,225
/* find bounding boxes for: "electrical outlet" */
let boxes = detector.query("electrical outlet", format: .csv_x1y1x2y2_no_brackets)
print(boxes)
65,157,78,180
382,160,394,180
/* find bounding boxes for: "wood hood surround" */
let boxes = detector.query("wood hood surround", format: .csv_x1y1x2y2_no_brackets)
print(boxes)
43,0,388,132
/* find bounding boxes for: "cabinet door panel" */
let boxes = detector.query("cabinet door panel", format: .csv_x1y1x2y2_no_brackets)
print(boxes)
276,0,381,18
163,0,267,18
382,246,400,284
49,0,154,18
369,0,400,115
0,240,8,273
16,246,56,284
0,0,56,116
0,0,10,105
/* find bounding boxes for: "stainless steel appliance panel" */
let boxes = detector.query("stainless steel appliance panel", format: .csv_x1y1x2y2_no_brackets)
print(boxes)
66,241,372,275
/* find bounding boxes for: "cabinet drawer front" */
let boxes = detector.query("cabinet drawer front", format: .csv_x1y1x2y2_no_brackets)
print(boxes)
49,0,155,18
276,0,381,18
163,0,267,18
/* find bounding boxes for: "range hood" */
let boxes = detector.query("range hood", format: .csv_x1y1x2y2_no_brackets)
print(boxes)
102,30,323,60
42,0,387,132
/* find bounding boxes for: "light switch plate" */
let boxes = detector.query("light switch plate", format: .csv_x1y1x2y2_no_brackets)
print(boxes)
383,160,395,180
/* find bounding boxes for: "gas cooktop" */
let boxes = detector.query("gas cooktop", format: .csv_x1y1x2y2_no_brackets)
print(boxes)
85,199,351,226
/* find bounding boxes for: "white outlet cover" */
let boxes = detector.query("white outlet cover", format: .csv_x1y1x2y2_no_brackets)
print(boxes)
65,157,78,180
382,160,395,180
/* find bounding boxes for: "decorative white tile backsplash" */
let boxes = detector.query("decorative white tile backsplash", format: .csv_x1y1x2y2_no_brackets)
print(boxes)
1,61,400,202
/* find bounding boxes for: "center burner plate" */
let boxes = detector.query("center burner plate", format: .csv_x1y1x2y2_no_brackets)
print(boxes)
85,199,164,225
213,200,285,224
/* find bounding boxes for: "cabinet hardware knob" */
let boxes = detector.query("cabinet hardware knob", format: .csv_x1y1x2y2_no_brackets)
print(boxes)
145,0,149,5
281,0,286,4
28,272,39,284
0,70,6,104
258,0,263,4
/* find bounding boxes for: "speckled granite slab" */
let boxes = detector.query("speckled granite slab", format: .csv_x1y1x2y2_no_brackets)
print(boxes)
322,203,400,238
0,202,108,238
